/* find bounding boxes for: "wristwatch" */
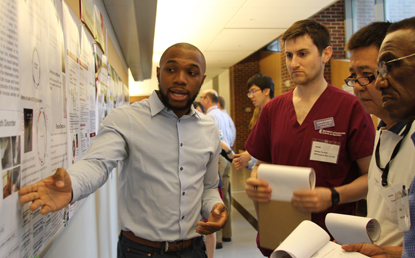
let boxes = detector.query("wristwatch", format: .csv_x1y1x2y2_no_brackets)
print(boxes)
226,150,232,155
330,188,340,208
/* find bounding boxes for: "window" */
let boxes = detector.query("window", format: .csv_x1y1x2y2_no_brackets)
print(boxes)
352,0,376,32
385,0,415,22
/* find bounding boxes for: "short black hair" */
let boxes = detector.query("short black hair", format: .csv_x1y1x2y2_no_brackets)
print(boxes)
246,74,274,99
346,22,392,51
160,42,206,72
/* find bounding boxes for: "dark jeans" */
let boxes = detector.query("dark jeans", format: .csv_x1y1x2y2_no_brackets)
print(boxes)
117,232,207,258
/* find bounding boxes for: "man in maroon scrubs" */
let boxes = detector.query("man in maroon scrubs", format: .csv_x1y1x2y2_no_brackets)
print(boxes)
244,19,375,257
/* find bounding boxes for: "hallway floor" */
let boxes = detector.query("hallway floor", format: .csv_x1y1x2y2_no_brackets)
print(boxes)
214,167,265,258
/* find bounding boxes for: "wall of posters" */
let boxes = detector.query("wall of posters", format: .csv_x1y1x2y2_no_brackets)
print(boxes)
0,0,128,257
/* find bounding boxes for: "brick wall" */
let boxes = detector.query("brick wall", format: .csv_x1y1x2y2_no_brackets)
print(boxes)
229,52,260,152
229,0,346,152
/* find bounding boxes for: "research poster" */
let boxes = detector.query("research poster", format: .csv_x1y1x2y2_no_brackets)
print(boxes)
80,26,96,148
1,0,67,257
80,0,94,35
63,2,82,166
94,44,108,131
0,1,127,257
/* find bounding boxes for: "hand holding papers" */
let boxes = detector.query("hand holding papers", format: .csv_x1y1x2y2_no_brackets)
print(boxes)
257,164,316,250
271,215,380,258
257,164,316,201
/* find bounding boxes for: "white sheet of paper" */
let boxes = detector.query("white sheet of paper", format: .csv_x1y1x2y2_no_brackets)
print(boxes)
271,221,369,258
311,241,369,258
257,164,316,201
325,213,381,245
271,220,329,258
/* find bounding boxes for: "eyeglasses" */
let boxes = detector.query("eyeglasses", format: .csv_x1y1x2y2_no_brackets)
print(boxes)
375,52,415,79
344,74,376,87
199,96,206,100
247,89,261,97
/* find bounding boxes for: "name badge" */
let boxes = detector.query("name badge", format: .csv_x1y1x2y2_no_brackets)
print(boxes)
310,140,340,164
314,117,335,130
379,183,403,211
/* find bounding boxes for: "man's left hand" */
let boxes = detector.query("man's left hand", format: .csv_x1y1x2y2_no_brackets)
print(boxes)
291,187,332,213
196,203,228,235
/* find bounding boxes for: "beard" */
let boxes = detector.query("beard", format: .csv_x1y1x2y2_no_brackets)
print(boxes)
157,84,200,113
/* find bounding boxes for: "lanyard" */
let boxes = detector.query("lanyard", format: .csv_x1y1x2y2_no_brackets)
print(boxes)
375,120,413,186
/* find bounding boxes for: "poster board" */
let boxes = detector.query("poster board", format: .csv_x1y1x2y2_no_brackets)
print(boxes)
0,0,128,257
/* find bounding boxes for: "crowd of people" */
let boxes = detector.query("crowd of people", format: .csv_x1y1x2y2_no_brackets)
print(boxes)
18,15,415,258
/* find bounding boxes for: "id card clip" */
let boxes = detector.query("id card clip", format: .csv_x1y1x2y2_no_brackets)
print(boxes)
395,185,411,232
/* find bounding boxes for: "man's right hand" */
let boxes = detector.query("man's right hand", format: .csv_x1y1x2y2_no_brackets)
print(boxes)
245,177,272,203
19,168,72,215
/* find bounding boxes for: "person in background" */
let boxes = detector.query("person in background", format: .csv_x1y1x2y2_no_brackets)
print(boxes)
244,19,375,257
217,96,236,152
233,74,274,171
19,43,227,258
199,89,233,249
343,16,415,258
345,21,415,247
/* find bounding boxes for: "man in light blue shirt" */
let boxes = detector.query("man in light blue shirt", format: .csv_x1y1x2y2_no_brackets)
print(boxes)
19,43,227,258
199,89,233,248
218,96,236,149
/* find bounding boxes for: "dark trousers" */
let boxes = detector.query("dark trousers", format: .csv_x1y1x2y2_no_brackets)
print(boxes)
117,232,207,258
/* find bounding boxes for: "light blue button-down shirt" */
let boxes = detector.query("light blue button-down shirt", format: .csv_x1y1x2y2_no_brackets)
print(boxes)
69,91,222,241
206,106,233,148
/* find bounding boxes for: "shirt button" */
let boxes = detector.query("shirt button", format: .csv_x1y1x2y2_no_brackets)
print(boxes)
180,143,183,147
180,167,183,171
182,192,185,195
182,216,185,219
178,119,181,122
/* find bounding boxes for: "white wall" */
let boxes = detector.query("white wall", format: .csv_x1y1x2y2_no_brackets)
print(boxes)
218,69,231,114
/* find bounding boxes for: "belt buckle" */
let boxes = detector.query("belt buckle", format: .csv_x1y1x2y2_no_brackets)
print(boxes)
164,241,169,252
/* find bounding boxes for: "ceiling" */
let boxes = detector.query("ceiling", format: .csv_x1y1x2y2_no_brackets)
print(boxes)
105,0,338,83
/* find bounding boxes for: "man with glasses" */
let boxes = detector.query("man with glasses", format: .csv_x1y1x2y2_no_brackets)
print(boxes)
244,19,375,257
345,21,415,247
343,16,415,258
233,74,274,170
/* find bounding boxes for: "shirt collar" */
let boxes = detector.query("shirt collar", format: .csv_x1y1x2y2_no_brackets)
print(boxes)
206,105,218,114
378,120,408,135
149,90,200,119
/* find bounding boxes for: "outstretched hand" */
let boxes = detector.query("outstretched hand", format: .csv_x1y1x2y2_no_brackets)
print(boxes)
196,203,228,235
19,168,72,215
